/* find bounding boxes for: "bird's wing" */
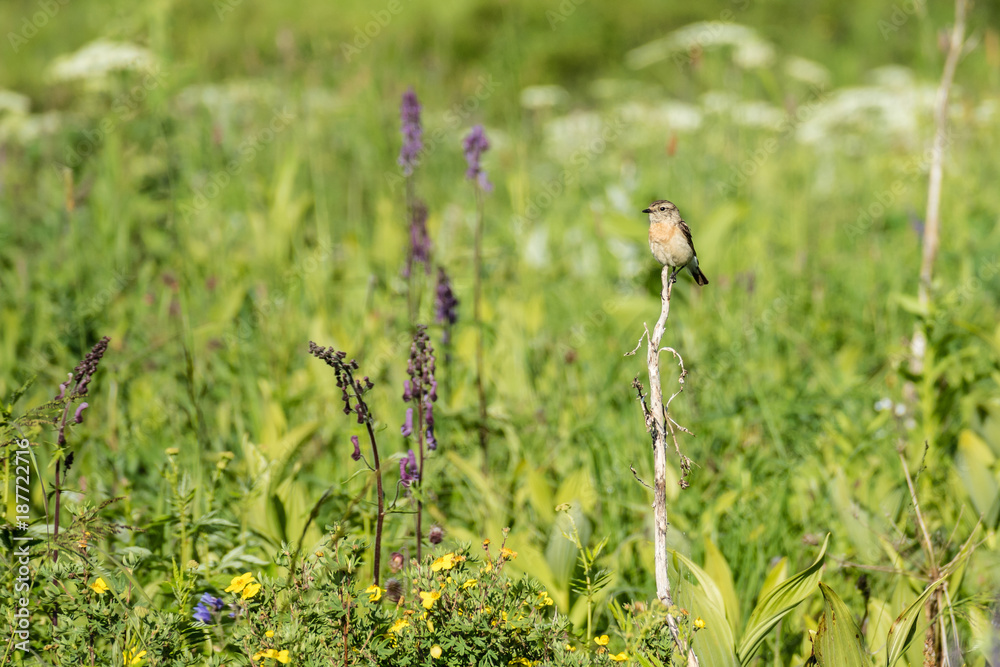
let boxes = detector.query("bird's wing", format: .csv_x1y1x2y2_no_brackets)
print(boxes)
679,219,697,256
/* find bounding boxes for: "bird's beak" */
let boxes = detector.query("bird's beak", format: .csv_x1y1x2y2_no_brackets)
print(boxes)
641,208,651,214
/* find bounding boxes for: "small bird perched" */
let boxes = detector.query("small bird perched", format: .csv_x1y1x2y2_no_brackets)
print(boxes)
643,199,709,286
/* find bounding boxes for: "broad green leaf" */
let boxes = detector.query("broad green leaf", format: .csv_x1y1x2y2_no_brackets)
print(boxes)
885,576,945,667
670,550,738,667
955,429,999,520
864,597,894,659
736,534,829,664
812,583,873,667
757,556,788,601
704,539,741,633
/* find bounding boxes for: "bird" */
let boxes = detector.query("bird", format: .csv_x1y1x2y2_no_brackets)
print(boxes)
643,199,709,286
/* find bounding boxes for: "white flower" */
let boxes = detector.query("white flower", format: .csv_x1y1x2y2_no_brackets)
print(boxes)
48,40,156,82
0,90,30,115
784,57,831,87
520,85,569,110
626,22,775,70
731,100,785,130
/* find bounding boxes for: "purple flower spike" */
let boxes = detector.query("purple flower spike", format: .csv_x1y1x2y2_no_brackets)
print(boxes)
404,199,432,278
74,402,89,424
401,408,414,437
398,88,423,177
400,448,420,488
402,379,412,402
434,267,459,344
462,124,492,192
426,428,437,451
350,435,362,461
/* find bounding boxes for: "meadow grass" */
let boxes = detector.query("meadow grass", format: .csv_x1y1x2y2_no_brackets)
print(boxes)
1,0,999,664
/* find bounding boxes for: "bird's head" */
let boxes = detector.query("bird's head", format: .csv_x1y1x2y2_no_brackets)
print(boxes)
642,200,679,224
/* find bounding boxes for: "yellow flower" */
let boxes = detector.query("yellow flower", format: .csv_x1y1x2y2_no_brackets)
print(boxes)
124,648,146,665
419,590,441,609
90,577,110,594
265,630,274,638
462,579,477,589
694,617,706,629
430,645,443,659
242,582,262,599
365,584,383,602
536,591,554,606
594,635,610,646
482,539,490,548
225,572,254,593
508,659,531,667
610,652,629,662
315,551,324,557
389,618,409,633
564,644,576,652
253,648,290,663
431,553,459,571
499,547,517,560
165,447,179,455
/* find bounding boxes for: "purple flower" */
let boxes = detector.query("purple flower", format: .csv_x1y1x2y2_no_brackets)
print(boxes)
350,435,361,461
462,124,492,192
193,593,222,624
400,449,419,487
429,525,444,544
398,87,423,177
404,199,432,278
389,553,405,573
73,402,89,424
434,267,459,344
193,602,212,624
401,408,414,437
200,593,224,611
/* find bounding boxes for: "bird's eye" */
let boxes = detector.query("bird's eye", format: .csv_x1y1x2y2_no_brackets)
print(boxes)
659,206,665,211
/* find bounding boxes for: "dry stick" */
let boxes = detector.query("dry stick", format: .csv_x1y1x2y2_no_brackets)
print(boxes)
363,416,384,586
630,266,700,667
911,0,967,374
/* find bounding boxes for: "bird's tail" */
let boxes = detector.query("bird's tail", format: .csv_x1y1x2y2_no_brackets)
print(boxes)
688,259,709,286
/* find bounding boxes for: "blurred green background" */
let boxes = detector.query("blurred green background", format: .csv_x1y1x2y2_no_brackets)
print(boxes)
2,0,999,662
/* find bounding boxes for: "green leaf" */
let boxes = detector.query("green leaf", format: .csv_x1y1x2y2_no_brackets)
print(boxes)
736,533,829,665
885,576,945,667
669,550,738,667
811,583,873,667
704,539,741,634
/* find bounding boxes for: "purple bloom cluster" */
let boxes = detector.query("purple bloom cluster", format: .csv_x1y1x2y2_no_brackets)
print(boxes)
404,199,432,278
56,336,110,444
399,449,419,488
193,593,224,624
401,326,438,449
308,343,375,427
462,124,492,192
434,267,459,344
398,88,423,177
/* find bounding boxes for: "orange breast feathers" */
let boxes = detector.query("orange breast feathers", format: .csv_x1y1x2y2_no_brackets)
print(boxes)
648,222,694,268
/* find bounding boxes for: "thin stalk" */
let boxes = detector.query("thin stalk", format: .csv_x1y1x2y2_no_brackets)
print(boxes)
415,382,425,562
364,417,384,586
473,187,488,466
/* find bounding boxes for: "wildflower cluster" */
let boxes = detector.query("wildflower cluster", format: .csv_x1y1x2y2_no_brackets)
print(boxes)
401,325,438,450
308,342,375,428
462,124,492,192
434,267,459,345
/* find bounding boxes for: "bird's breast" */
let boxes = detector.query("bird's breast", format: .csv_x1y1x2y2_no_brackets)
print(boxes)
648,223,693,267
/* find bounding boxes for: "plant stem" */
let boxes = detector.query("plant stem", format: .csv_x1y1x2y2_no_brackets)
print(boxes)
415,380,425,561
473,186,488,467
364,417,384,586
644,267,699,667
911,0,967,375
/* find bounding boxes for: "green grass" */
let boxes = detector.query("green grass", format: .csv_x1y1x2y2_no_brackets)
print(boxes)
1,0,999,664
